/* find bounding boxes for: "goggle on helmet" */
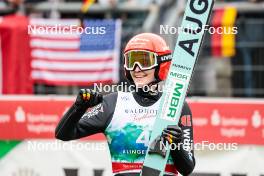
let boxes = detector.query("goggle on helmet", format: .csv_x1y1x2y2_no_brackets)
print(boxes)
123,33,172,83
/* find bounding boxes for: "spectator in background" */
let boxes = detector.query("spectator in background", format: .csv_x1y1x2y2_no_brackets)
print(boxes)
1,0,22,14
1,0,47,15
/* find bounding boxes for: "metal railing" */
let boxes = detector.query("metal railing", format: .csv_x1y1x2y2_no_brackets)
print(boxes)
191,18,264,97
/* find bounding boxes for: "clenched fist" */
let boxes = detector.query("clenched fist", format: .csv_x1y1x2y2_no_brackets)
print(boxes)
74,89,103,108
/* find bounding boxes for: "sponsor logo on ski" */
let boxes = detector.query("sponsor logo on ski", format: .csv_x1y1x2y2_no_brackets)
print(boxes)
172,64,192,71
178,0,213,57
170,71,188,81
161,79,185,121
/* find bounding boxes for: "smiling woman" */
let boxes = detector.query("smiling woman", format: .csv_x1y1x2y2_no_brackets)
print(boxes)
55,33,195,176
130,67,155,88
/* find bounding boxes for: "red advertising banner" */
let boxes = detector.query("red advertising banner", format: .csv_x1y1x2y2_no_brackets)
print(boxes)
188,98,264,145
0,96,263,144
0,96,105,140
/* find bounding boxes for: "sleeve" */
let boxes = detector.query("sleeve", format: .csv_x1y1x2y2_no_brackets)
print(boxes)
170,101,195,176
55,92,118,141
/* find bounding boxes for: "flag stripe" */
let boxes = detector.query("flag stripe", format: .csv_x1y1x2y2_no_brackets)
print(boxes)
211,9,224,57
32,57,113,63
32,70,113,81
31,49,114,60
82,0,95,13
32,60,113,70
33,79,113,86
30,19,80,26
31,47,79,52
33,67,113,73
221,6,237,57
30,39,80,49
29,25,81,31
31,36,80,41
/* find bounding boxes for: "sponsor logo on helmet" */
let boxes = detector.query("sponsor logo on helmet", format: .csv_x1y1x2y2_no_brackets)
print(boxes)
129,38,150,46
161,54,172,62
162,46,170,51
131,38,150,42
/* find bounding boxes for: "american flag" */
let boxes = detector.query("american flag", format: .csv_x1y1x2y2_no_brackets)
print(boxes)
29,18,121,86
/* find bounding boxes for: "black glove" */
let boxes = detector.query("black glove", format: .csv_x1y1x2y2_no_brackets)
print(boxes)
162,125,183,145
74,89,103,108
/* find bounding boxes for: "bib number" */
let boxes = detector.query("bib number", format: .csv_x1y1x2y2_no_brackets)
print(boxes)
136,130,150,147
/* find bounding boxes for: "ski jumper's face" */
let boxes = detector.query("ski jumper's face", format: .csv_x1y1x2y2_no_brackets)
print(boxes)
130,66,155,88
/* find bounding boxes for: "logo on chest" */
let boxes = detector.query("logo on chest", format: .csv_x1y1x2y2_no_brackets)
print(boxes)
124,108,158,122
